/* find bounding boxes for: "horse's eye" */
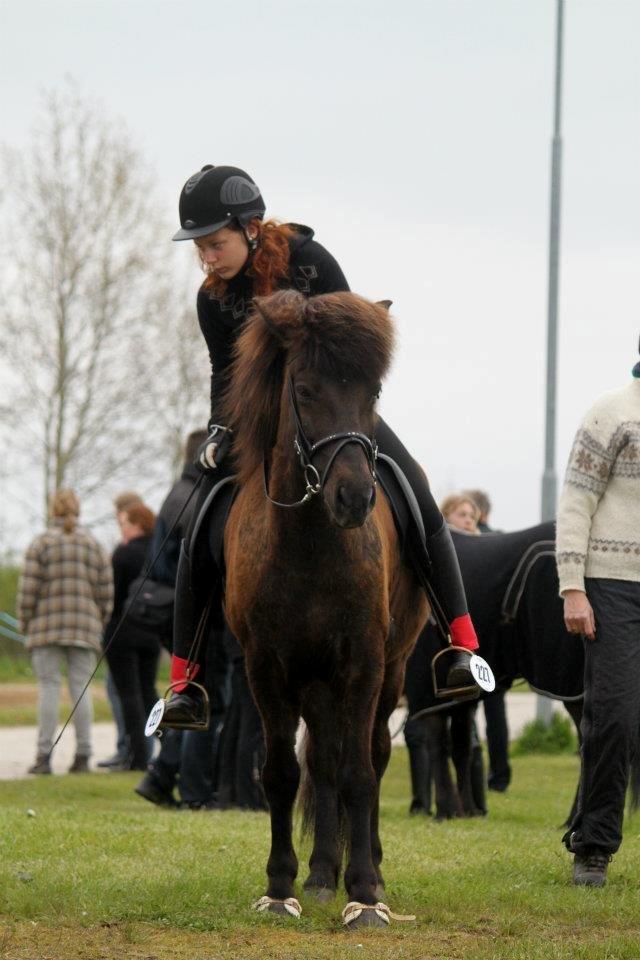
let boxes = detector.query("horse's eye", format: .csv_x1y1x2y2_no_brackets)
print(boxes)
296,385,313,403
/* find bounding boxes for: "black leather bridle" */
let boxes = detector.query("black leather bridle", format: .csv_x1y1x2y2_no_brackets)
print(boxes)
263,376,378,509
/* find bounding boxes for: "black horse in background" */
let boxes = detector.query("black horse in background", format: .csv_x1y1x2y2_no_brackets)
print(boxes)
404,522,586,820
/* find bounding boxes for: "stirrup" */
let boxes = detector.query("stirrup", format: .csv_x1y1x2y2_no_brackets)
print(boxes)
152,681,211,734
431,645,480,701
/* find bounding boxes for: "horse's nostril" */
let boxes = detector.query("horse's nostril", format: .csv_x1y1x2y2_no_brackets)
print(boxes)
337,484,376,516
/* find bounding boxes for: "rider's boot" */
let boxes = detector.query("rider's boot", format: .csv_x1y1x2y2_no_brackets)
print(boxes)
425,521,478,688
162,541,208,728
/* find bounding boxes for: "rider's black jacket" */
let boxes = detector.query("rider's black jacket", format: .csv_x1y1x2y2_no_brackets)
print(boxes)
197,225,349,424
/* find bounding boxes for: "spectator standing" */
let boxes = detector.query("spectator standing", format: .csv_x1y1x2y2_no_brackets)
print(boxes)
104,502,160,770
556,342,640,887
463,487,512,794
215,627,267,810
135,430,229,808
98,491,144,769
463,489,493,534
440,494,481,535
440,494,486,813
17,490,113,775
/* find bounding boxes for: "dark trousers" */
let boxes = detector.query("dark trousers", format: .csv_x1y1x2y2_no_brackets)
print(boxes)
404,626,433,813
151,627,229,804
217,650,267,810
106,634,160,768
564,578,640,855
483,688,511,791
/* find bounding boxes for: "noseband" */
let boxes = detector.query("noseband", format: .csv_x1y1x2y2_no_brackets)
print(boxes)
263,376,378,509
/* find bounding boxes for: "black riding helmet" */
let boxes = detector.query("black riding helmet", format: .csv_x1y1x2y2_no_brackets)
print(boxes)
172,165,266,241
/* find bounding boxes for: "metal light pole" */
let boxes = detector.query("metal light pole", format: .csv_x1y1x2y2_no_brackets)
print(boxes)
537,0,565,724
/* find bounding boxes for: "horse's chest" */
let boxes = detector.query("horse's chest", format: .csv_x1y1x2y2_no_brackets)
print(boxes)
249,545,382,642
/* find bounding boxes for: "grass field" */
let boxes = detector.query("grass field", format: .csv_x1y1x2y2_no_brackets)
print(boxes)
1,749,640,959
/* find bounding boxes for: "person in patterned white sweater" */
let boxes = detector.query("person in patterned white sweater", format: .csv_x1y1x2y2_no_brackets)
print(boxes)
556,339,640,887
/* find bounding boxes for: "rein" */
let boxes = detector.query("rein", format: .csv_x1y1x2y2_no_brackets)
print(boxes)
263,376,378,509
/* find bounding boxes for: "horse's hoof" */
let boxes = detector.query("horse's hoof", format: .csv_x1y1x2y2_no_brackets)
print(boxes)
253,896,302,918
342,902,390,930
303,884,336,903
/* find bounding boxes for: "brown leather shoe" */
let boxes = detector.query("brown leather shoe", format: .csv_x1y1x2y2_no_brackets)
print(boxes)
68,755,90,774
28,755,52,775
573,850,611,887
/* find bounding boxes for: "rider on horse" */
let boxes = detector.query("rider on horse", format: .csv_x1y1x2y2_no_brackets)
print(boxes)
164,164,479,726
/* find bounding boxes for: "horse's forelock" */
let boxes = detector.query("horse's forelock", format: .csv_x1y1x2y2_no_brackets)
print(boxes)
223,291,395,484
302,293,395,383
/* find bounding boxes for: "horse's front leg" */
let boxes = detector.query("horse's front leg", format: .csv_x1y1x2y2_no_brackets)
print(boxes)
339,659,384,926
301,682,342,900
370,659,405,900
247,652,301,915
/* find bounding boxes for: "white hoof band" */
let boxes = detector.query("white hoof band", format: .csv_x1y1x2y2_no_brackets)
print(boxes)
342,901,416,926
253,896,302,918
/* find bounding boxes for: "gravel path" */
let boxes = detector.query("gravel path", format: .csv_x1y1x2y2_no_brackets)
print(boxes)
0,692,564,780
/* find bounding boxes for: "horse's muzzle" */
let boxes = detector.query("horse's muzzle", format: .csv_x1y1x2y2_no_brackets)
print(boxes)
332,482,377,528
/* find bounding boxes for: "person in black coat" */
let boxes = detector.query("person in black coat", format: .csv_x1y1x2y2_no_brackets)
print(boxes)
104,503,160,770
165,164,480,726
135,431,230,808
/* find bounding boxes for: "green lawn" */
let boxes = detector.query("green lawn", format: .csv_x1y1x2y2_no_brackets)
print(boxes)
1,750,639,959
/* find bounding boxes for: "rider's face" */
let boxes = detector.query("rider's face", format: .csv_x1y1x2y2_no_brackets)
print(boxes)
194,224,257,280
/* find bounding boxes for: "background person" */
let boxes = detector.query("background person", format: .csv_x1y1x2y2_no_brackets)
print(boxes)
462,487,511,793
440,494,481,535
439,492,486,813
104,502,160,771
556,339,640,887
135,430,230,809
17,489,113,775
463,488,494,533
98,490,144,769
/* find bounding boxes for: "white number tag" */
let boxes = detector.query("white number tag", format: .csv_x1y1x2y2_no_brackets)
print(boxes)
469,655,496,693
145,699,166,737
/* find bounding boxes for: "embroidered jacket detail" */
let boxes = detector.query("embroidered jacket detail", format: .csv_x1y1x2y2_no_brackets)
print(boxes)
293,265,318,294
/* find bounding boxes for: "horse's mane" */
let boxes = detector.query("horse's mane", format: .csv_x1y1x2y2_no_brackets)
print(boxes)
221,290,395,485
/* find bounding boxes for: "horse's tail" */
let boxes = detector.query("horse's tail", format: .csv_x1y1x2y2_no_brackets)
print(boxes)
297,726,315,839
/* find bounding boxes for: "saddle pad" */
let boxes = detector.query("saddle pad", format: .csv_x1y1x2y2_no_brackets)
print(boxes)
189,475,238,575
375,455,421,549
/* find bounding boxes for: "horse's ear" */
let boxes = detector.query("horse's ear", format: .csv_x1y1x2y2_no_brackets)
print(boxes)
253,290,307,346
376,299,393,311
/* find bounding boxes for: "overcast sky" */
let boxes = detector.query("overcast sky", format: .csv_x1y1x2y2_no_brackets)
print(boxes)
2,0,639,547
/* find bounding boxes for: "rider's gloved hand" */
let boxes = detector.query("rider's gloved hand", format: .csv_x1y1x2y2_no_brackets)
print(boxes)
195,424,233,473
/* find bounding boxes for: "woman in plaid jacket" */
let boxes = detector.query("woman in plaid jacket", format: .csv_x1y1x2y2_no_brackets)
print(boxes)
17,489,113,775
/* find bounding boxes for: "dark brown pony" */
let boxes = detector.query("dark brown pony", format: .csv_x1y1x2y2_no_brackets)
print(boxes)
222,289,428,928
